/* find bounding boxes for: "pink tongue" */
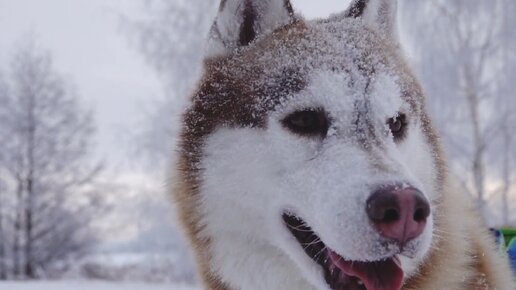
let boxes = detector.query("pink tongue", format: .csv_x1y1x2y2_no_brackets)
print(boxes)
329,251,404,290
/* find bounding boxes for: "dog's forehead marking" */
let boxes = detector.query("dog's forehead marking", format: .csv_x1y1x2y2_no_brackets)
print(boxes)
193,19,420,135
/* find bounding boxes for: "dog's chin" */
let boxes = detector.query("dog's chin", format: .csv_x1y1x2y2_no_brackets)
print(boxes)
282,213,407,290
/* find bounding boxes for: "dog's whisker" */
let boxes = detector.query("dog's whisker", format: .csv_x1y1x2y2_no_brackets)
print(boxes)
301,238,322,247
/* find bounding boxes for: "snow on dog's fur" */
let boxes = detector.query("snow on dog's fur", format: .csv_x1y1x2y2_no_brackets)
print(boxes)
172,0,515,289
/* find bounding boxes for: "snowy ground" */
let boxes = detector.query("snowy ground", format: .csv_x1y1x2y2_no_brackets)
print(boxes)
0,281,199,290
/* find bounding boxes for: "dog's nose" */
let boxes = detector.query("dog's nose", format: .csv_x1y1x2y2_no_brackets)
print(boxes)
366,185,430,246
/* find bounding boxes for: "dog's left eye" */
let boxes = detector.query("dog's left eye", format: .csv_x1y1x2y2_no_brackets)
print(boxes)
282,109,329,138
388,113,408,141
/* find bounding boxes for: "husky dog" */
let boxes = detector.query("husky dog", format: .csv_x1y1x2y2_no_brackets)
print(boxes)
172,0,515,289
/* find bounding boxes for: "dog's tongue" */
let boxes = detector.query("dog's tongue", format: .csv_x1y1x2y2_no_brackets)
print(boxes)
329,251,404,290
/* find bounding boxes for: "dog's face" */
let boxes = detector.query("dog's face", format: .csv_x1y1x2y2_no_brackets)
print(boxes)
179,1,443,290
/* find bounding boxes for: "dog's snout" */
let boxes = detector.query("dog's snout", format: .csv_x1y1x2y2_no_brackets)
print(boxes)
366,185,430,246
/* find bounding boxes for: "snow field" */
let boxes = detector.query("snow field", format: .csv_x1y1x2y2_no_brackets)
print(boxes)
0,281,199,290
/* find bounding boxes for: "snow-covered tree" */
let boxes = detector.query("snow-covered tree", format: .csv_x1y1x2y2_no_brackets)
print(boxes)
0,72,8,279
400,0,516,223
495,0,516,225
119,0,219,282
128,0,217,170
0,41,103,279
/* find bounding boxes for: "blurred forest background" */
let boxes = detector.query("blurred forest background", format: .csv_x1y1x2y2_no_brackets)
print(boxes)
0,0,515,286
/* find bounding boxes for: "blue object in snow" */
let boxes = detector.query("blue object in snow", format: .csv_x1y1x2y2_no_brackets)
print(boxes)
507,237,516,274
490,228,506,251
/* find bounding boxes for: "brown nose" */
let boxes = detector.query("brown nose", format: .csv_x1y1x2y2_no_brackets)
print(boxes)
366,185,430,246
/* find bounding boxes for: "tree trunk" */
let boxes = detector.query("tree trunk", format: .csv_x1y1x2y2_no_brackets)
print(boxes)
464,70,486,219
0,190,5,280
13,178,23,278
501,122,511,225
24,94,36,279
24,178,34,278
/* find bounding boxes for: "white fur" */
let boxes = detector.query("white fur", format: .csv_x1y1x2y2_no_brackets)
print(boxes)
361,0,399,43
200,128,321,290
198,71,436,289
206,0,293,58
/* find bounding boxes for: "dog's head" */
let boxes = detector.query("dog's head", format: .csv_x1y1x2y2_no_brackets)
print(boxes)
177,1,444,289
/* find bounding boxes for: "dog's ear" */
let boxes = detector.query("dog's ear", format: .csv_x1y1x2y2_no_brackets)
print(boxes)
206,0,295,58
345,0,398,41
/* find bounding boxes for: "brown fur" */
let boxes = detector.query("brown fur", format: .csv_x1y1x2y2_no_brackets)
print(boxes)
172,15,515,290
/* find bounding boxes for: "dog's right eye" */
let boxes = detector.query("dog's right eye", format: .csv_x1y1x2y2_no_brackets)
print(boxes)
282,109,329,138
387,113,408,141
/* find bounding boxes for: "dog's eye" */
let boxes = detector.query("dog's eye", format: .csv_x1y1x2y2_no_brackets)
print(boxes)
387,113,407,141
282,109,329,138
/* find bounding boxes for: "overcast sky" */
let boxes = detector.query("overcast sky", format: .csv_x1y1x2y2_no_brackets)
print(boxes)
0,0,350,170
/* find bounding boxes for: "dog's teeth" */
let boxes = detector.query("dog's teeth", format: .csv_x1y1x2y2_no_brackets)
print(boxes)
357,280,364,285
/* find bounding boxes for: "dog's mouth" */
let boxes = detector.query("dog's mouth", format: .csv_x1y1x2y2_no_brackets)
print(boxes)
283,213,404,290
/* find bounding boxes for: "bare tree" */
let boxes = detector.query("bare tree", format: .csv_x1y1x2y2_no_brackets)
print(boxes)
127,0,217,169
114,1,217,281
400,0,516,223
0,183,5,279
496,0,516,225
0,41,102,279
499,115,515,224
0,74,5,279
